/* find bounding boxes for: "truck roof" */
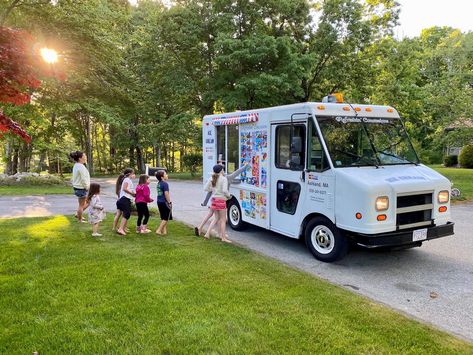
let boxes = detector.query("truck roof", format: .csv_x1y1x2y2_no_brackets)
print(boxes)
203,102,400,120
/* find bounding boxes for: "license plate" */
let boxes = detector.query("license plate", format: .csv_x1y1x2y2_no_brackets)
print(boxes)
413,228,428,242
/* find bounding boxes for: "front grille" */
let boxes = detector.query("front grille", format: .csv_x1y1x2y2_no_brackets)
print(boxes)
396,192,433,230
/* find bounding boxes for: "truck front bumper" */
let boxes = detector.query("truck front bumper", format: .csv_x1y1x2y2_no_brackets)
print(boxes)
351,222,454,248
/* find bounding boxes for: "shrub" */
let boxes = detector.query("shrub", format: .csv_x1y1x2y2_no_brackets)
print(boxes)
443,155,458,167
0,173,68,186
418,148,443,164
459,144,473,168
182,153,202,177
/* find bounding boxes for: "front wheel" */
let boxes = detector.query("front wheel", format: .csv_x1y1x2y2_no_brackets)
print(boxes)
305,217,348,262
227,198,247,231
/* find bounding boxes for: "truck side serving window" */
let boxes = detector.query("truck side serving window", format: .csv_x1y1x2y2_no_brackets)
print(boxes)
275,125,305,170
216,125,226,167
227,125,239,173
308,120,329,172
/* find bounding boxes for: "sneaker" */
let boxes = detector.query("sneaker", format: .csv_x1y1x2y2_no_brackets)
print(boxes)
141,228,151,234
92,233,103,237
136,227,141,233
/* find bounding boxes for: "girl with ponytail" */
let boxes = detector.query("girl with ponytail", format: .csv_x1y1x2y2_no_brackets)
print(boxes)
113,168,136,235
202,164,231,243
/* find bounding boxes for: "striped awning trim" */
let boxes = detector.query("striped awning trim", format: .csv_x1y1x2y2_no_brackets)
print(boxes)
212,112,259,126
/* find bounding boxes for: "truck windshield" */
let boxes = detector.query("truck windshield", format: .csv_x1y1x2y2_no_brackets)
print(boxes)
317,115,419,167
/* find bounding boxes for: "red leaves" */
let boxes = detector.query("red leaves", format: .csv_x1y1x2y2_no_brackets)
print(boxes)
0,111,31,144
0,26,41,106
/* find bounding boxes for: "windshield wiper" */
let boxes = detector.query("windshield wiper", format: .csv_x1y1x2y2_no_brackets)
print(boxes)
377,150,419,165
334,149,379,168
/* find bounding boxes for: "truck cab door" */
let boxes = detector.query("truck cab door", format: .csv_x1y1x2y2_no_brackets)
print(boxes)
270,122,307,237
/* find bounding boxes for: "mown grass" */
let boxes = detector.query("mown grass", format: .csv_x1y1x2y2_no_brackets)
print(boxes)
0,185,71,196
168,172,202,180
430,165,473,202
0,216,471,353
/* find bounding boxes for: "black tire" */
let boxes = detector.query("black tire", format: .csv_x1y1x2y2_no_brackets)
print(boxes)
227,198,247,231
305,216,349,262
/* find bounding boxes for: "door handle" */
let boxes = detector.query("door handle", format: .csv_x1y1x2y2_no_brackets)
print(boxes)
301,170,305,182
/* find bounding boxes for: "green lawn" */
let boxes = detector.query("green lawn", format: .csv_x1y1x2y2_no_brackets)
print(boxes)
0,217,471,353
0,185,71,196
430,165,473,202
168,171,202,180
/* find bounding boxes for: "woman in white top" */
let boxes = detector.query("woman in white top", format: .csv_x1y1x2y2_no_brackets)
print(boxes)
204,164,232,243
114,168,136,235
70,151,90,223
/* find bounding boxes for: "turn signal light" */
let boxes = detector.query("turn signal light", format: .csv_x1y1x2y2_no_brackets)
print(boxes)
356,213,362,220
377,214,387,221
365,107,372,112
317,105,326,110
387,108,394,113
438,206,447,213
354,107,361,112
343,106,350,111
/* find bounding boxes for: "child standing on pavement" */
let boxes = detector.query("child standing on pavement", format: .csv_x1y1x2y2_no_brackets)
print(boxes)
86,183,105,237
155,170,172,236
135,174,153,234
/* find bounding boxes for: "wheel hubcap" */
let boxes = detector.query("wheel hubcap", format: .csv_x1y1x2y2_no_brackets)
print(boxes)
311,226,335,254
230,205,240,225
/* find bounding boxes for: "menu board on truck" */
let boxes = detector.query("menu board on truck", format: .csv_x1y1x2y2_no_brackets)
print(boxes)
239,122,269,225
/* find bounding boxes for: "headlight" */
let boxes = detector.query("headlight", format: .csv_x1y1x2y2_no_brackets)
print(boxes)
438,190,449,204
375,196,389,211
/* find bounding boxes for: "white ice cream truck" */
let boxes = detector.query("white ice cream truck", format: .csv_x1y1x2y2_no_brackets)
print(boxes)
202,95,454,262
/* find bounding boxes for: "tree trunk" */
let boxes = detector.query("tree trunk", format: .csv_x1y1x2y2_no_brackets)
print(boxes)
162,144,167,169
85,114,94,174
47,151,53,174
136,146,145,173
171,142,175,172
12,148,19,174
57,155,62,176
18,144,28,172
94,123,102,173
39,151,47,173
5,141,13,175
129,146,135,169
180,146,185,172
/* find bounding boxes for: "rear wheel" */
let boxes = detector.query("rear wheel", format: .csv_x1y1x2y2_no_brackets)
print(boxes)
305,216,348,262
227,198,247,231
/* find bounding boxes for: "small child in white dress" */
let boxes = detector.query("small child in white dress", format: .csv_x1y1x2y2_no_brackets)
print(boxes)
86,183,106,237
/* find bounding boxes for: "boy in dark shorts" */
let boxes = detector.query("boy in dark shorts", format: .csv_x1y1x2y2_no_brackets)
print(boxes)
155,170,172,235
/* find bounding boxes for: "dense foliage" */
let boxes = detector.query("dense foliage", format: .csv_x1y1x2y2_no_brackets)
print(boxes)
459,144,473,168
444,155,458,167
0,0,472,175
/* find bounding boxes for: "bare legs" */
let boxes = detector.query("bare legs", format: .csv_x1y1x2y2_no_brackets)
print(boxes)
117,217,128,235
112,210,122,231
156,220,168,235
197,209,214,235
77,197,88,222
92,223,102,237
217,209,231,243
203,214,217,239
